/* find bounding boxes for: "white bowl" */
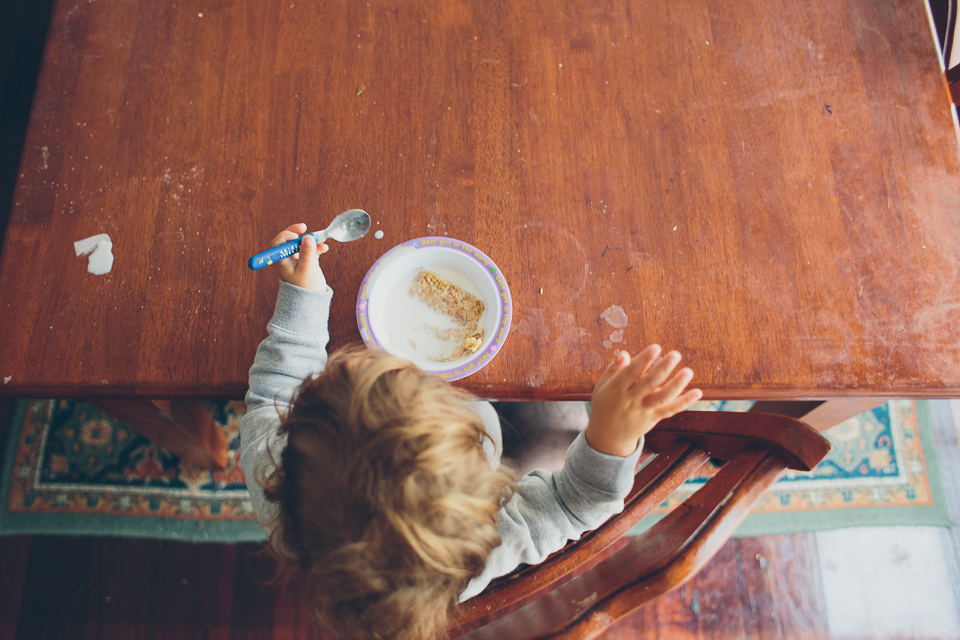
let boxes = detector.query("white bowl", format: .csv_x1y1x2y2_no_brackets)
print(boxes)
357,237,512,380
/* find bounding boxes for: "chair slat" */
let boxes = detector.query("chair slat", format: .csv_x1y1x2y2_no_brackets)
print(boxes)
647,411,830,471
553,451,786,640
457,449,785,640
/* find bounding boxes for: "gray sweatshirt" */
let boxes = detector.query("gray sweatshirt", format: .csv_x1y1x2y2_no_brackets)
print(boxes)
239,280,642,601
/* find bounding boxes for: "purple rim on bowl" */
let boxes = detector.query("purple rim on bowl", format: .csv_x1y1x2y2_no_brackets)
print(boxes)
356,237,512,381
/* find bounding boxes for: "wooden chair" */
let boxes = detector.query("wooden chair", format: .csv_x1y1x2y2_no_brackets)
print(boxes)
447,411,831,640
942,0,960,104
928,0,960,103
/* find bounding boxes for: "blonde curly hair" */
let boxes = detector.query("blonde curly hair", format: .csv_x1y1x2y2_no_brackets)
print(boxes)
260,346,515,639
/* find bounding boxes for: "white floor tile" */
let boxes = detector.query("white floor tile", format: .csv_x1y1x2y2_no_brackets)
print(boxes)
817,526,960,639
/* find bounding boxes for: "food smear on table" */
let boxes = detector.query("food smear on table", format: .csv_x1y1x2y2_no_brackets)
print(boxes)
73,233,115,275
383,268,485,364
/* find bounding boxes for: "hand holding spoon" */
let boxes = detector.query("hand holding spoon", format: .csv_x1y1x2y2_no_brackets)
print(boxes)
248,209,371,270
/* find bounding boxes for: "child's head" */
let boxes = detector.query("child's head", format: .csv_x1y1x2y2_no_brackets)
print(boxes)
261,345,515,640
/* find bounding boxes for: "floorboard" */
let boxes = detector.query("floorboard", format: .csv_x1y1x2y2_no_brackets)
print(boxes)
0,535,30,640
3,531,835,640
735,534,829,640
599,534,830,640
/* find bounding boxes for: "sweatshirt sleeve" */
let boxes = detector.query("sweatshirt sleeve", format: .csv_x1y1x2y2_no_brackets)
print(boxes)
239,280,333,533
459,432,643,602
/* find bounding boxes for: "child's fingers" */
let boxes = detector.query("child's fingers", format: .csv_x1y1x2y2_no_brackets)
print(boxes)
629,350,681,397
643,367,694,407
609,345,661,391
656,388,703,418
270,231,299,248
638,354,660,378
595,350,631,389
301,236,329,256
297,235,319,270
270,223,307,248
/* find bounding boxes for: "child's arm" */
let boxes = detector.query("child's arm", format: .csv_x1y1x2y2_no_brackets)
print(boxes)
461,346,701,601
239,224,332,532
244,223,332,415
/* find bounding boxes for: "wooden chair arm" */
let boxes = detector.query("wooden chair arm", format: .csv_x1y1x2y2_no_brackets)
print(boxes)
646,411,830,471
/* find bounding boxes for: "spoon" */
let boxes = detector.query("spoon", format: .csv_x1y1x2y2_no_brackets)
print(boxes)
248,209,371,270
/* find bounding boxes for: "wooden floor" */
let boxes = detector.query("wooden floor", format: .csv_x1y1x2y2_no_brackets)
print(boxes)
0,533,832,640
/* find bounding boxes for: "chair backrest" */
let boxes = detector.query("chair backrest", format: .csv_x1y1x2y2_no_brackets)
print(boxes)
929,0,960,102
945,0,960,104
446,411,831,640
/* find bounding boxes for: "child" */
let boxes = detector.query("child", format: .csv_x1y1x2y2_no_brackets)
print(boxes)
239,223,702,640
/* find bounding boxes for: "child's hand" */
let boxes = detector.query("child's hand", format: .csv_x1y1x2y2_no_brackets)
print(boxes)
270,223,330,291
585,345,703,457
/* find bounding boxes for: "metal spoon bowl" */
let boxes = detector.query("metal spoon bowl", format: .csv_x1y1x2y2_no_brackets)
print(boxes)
247,209,372,270
313,209,371,243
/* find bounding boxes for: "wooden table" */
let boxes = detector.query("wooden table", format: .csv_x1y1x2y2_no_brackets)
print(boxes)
2,0,959,467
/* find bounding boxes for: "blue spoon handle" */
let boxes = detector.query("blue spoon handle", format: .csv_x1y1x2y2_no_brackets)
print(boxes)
248,234,318,270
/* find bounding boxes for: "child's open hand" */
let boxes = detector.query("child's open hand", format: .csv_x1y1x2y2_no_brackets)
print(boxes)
270,223,330,291
585,345,703,457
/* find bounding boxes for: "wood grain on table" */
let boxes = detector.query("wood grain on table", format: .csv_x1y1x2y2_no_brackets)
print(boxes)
0,0,958,402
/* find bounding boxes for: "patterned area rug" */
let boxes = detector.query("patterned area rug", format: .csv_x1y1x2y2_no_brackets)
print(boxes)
640,399,952,537
0,400,264,542
0,399,951,542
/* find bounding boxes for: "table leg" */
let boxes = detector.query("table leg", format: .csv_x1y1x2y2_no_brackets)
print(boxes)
90,399,230,469
749,399,888,432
